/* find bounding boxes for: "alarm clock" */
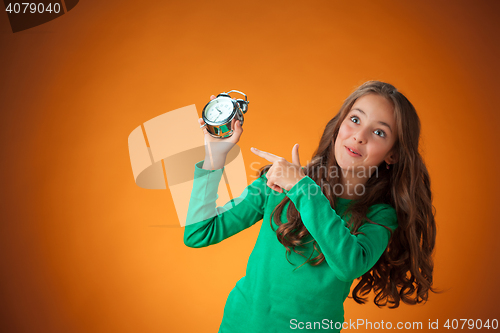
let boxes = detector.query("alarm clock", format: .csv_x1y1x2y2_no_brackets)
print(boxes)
201,90,249,138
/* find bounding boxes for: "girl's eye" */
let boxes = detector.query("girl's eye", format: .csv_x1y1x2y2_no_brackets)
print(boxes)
350,116,360,124
350,116,386,138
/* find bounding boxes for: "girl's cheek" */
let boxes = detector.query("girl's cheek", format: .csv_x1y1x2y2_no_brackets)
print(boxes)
338,123,352,139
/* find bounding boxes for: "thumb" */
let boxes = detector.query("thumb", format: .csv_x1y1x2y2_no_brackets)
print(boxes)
232,120,243,139
292,143,301,166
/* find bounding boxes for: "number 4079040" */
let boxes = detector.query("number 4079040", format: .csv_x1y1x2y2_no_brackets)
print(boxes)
5,3,62,14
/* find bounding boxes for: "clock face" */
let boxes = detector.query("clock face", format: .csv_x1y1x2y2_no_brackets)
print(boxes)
204,97,234,124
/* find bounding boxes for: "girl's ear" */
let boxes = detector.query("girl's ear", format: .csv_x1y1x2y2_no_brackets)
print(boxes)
387,156,398,164
385,151,399,164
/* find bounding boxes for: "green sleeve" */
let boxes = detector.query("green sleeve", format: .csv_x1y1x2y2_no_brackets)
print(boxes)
184,160,269,248
285,176,398,282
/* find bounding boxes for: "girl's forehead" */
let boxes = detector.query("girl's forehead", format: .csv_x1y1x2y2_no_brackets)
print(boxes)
352,94,393,113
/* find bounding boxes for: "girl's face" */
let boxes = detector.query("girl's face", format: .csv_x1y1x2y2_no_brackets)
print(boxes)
334,93,398,174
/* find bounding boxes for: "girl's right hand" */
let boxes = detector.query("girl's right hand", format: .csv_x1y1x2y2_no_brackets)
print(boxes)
198,95,244,157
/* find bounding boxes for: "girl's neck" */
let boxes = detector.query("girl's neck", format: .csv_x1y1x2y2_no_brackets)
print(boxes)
338,172,369,200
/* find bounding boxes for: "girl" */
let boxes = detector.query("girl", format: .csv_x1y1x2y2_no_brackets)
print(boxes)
185,81,438,332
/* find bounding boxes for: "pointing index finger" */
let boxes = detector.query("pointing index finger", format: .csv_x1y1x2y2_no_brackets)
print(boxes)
251,147,281,163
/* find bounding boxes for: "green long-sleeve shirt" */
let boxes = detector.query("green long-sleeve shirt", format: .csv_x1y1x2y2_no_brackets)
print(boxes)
184,160,398,333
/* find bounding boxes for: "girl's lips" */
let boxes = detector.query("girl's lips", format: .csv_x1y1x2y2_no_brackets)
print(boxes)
345,146,362,157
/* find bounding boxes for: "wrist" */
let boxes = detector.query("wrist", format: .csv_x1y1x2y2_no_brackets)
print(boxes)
202,153,227,170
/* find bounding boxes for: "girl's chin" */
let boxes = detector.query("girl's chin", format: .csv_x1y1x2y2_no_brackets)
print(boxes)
337,160,368,172
339,165,357,171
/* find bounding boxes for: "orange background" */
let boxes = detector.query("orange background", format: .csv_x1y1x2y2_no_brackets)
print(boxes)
1,0,499,332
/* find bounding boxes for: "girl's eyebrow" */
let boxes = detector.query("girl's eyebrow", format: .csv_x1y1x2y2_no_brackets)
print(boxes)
351,108,393,134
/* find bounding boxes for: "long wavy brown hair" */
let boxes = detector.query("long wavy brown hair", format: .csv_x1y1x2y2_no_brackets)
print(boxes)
257,80,441,308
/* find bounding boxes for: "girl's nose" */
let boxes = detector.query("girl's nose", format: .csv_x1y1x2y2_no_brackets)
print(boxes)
353,128,369,144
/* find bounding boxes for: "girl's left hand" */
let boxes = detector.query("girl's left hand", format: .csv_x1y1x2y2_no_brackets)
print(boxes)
251,144,306,193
